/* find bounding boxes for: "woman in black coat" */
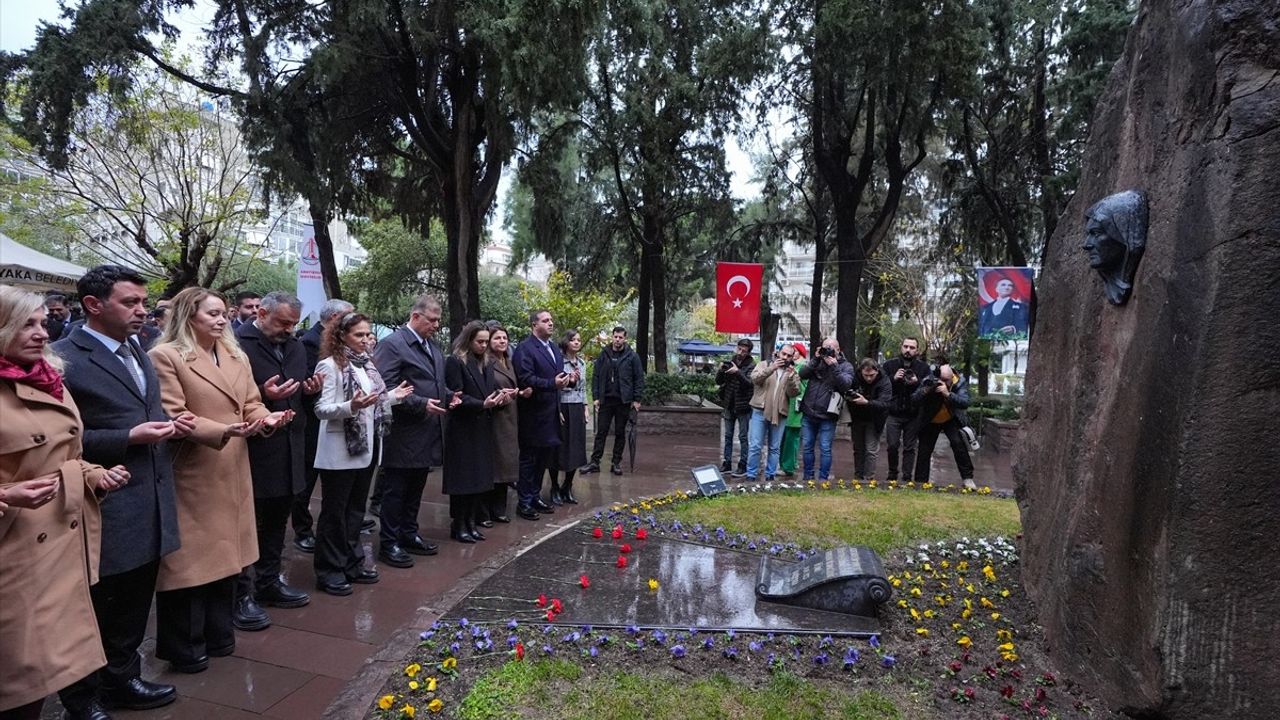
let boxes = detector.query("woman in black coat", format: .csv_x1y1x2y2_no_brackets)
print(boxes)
443,321,515,543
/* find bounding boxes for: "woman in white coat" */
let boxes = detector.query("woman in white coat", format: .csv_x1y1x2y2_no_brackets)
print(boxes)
312,313,412,596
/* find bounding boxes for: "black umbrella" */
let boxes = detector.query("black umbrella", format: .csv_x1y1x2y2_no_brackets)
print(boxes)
627,406,640,471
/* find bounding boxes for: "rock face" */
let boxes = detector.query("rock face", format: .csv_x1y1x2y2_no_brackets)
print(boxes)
1014,2,1280,717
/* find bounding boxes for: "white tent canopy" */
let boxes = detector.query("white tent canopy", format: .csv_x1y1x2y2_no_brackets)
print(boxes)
0,233,86,293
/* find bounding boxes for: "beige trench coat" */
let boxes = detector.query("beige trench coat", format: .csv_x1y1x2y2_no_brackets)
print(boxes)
149,344,269,592
0,380,107,711
489,359,519,483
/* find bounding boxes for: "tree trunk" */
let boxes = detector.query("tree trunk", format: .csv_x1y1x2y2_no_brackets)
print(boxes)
1032,25,1058,245
441,184,482,336
832,203,863,358
308,200,342,299
650,238,669,373
635,240,653,373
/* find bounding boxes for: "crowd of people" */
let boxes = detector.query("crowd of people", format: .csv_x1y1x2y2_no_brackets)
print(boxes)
0,266,644,720
715,336,977,489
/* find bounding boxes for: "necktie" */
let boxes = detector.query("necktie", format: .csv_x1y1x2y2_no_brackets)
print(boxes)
115,342,146,393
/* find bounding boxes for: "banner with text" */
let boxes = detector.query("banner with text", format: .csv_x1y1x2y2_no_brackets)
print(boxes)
296,228,327,324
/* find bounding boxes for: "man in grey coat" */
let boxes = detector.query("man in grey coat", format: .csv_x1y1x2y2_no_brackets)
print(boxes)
53,265,197,717
372,294,453,568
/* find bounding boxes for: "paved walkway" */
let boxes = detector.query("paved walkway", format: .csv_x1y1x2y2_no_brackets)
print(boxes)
45,429,1015,720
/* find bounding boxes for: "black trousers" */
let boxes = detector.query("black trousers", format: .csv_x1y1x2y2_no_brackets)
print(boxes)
481,483,509,519
883,414,921,481
59,560,160,711
516,445,555,506
0,700,44,720
315,465,374,586
913,419,975,483
448,493,481,521
238,494,294,598
155,575,237,664
590,400,629,465
378,466,429,550
291,416,321,539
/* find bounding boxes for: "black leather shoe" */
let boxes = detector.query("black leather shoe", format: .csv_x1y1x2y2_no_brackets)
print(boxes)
531,498,555,514
466,519,486,541
516,504,540,521
450,519,476,543
168,655,209,674
378,545,414,568
100,677,176,711
316,579,353,596
256,581,310,609
402,536,439,556
232,595,271,631
611,463,624,476
492,514,512,523
62,698,113,720
561,481,578,505
580,462,600,474
348,567,380,584
293,535,316,553
360,518,377,533
476,519,495,528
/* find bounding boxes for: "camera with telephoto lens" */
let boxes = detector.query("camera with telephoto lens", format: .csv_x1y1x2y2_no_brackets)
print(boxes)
817,346,835,359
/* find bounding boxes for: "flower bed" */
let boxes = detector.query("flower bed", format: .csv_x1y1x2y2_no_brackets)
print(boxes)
368,483,1116,719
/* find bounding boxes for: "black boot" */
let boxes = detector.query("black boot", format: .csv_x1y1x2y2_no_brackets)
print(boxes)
450,518,476,544
549,476,564,506
467,517,486,541
561,476,578,505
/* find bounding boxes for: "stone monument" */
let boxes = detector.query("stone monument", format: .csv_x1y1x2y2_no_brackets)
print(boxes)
1014,2,1280,718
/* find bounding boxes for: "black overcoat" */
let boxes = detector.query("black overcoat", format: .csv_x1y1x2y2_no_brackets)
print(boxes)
374,327,448,469
237,322,308,498
442,354,497,496
53,327,180,576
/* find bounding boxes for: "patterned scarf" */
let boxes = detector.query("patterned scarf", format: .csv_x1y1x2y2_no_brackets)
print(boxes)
342,347,389,456
0,355,64,400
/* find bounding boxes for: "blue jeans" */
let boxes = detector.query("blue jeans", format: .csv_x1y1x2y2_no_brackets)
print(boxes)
801,415,836,480
746,409,786,480
722,411,751,469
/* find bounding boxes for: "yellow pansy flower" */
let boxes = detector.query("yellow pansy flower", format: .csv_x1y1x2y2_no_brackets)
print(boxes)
915,627,929,637
405,663,421,678
441,657,457,670
982,565,997,582
956,636,972,649
378,695,395,710
426,677,437,692
401,704,416,718
409,681,419,691
648,578,660,591
990,612,1001,621
910,608,921,621
427,698,444,714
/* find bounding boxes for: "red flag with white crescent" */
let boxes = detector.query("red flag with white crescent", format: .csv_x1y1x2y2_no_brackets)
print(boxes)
715,262,764,333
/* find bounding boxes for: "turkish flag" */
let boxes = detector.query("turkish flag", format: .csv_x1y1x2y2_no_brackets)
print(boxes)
715,262,765,333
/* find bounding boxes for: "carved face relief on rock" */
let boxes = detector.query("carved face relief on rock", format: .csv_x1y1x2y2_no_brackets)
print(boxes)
1082,190,1148,305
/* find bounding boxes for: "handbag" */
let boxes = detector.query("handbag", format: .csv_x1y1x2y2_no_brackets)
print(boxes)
959,425,981,452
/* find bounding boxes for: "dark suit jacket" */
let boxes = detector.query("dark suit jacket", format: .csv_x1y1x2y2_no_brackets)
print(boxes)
512,335,564,447
374,327,448,468
236,322,308,498
52,327,180,576
299,323,325,467
978,299,1029,337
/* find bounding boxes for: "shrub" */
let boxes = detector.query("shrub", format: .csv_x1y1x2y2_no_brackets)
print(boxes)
642,372,719,405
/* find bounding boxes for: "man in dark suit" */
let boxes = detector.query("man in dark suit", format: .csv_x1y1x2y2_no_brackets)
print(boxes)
290,298,353,553
53,265,197,719
232,292,318,632
512,309,571,521
230,291,261,330
373,294,453,568
43,292,71,341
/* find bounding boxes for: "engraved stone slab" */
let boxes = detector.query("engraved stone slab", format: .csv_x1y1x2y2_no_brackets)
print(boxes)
755,546,892,618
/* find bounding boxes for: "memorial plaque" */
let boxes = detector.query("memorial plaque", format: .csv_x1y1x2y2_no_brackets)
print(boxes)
691,464,728,497
755,546,892,618
442,524,881,636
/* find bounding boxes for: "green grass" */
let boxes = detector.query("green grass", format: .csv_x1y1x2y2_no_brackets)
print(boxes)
664,491,1021,555
458,661,902,720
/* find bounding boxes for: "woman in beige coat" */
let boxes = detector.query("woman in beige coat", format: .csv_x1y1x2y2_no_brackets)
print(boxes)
0,286,127,719
480,323,528,525
148,288,292,674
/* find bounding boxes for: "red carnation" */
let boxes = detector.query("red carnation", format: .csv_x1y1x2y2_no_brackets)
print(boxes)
515,642,525,661
620,543,632,554
579,574,591,588
546,610,556,622
592,527,604,539
536,594,548,608
611,526,623,540
550,598,563,614
635,527,648,540
616,556,628,568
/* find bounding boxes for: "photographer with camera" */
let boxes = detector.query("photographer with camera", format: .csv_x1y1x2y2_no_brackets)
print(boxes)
744,344,802,482
847,358,893,481
910,361,977,490
881,337,931,481
797,338,854,482
715,339,756,477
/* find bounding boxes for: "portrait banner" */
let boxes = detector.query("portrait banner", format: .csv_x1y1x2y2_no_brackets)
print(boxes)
977,267,1034,341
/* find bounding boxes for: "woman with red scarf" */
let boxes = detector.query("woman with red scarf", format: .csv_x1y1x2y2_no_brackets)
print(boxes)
0,286,129,720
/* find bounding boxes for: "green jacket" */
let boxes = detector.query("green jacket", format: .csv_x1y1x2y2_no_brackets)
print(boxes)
785,379,807,428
